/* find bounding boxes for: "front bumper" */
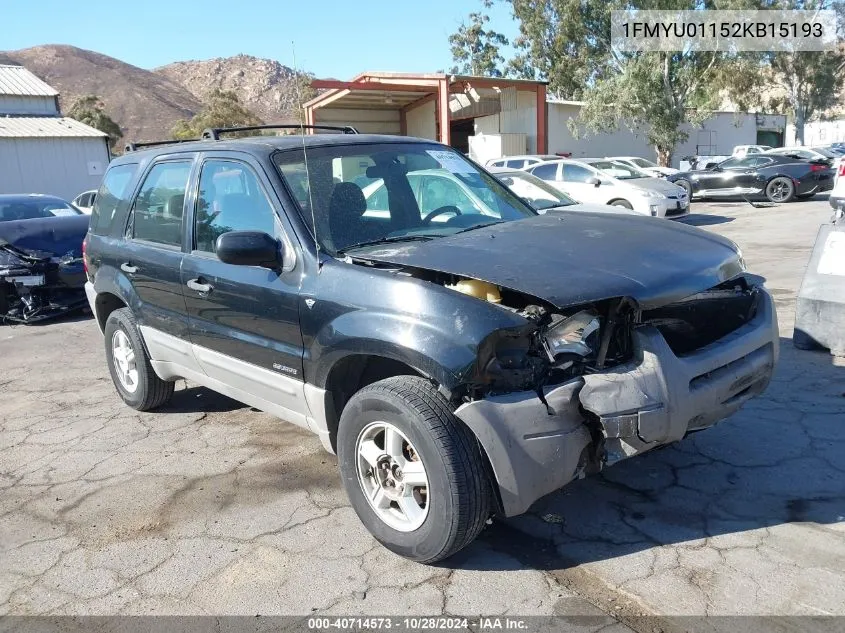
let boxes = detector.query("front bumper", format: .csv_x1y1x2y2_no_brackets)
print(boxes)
633,196,689,218
455,287,779,517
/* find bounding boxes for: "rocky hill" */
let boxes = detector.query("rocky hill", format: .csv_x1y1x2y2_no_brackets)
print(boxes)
154,54,311,124
0,46,312,143
0,45,202,142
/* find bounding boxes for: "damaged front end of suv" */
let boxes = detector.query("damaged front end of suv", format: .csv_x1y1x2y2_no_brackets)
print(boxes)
452,274,777,517
351,210,779,518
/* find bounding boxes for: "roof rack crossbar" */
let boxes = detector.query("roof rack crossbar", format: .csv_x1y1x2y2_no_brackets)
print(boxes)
201,124,359,140
124,138,202,153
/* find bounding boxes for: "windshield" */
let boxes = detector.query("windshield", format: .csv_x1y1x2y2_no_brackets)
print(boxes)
0,199,80,222
274,143,536,254
587,160,649,180
629,158,657,169
495,171,576,210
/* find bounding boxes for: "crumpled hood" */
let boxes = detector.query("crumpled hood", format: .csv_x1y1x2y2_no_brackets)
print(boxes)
355,213,745,309
0,214,89,259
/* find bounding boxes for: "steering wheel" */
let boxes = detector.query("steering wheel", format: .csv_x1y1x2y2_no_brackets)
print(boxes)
422,205,462,225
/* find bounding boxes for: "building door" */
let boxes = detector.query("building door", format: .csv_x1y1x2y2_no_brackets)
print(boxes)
449,118,475,155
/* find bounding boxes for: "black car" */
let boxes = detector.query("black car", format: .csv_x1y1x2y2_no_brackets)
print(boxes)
84,126,778,562
0,194,89,322
668,153,834,202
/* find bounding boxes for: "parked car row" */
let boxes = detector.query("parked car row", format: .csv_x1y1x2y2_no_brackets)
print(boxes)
486,144,839,206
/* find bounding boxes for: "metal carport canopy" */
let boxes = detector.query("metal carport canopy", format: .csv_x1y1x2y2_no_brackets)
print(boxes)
304,72,547,151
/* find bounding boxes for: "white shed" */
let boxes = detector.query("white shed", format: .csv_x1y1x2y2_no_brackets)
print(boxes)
0,65,110,200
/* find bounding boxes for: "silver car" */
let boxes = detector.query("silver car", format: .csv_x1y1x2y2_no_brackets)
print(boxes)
528,158,690,218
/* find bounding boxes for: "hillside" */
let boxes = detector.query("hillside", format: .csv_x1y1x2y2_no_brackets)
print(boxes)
0,45,202,142
153,54,310,124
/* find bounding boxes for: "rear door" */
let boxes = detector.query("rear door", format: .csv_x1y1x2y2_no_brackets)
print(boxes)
122,157,194,344
180,152,306,420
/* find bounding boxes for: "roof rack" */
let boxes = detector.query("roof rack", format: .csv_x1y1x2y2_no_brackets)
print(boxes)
201,124,359,140
124,138,202,153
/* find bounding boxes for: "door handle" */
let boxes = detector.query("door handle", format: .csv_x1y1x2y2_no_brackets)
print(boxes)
186,278,213,294
120,263,138,274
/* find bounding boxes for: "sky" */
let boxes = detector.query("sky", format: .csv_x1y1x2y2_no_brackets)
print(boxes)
3,0,520,78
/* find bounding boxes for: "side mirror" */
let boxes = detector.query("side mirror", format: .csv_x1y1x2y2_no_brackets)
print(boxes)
216,231,282,270
586,176,602,187
707,163,720,171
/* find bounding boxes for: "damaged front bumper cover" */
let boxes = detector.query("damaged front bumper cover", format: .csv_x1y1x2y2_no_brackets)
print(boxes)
455,287,779,517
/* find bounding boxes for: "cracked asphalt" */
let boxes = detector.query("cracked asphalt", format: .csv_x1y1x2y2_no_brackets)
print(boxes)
1,195,843,625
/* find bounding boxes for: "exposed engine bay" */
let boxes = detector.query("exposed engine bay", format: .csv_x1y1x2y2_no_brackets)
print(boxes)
429,270,762,400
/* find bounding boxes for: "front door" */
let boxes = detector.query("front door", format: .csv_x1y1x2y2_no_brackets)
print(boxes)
693,157,757,193
180,154,306,421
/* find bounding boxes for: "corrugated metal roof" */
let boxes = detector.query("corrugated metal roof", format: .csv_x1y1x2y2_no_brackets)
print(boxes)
0,65,59,97
0,116,108,138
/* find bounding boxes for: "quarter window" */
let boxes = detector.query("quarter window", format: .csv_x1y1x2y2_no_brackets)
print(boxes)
194,160,278,254
130,161,191,247
91,164,137,235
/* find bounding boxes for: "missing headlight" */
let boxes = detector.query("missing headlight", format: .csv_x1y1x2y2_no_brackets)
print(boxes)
541,310,601,365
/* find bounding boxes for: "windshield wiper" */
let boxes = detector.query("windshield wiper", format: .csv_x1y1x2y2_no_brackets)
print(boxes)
453,221,506,235
340,234,438,253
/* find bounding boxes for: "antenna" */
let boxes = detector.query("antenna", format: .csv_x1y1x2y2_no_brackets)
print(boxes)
292,42,322,271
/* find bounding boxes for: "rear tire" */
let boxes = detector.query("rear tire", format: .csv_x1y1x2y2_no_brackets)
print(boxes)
609,199,633,209
104,308,174,411
337,376,491,563
765,177,795,203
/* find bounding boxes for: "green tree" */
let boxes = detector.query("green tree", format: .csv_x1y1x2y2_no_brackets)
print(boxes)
762,0,845,144
172,89,263,139
449,2,510,77
507,0,762,165
67,95,122,149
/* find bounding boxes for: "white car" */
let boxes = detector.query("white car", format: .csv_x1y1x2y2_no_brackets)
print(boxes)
71,190,97,214
607,156,679,177
488,167,639,215
488,168,638,215
485,155,561,170
732,145,772,159
527,159,690,218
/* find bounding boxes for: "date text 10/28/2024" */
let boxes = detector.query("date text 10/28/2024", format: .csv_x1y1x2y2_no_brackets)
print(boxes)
307,617,529,630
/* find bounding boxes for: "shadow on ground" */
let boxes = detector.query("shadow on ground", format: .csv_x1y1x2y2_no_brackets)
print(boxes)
164,384,245,414
679,213,734,226
455,337,845,572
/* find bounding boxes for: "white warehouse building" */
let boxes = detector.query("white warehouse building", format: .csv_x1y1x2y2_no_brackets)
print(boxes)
0,64,110,200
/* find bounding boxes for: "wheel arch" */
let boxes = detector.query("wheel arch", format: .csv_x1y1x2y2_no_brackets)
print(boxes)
319,353,434,453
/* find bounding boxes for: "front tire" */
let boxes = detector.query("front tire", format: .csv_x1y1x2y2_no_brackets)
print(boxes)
104,308,174,411
765,177,795,203
337,376,491,563
609,199,633,209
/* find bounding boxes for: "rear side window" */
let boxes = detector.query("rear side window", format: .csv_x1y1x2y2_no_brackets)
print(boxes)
531,163,558,180
130,161,191,247
90,164,137,235
506,159,527,169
